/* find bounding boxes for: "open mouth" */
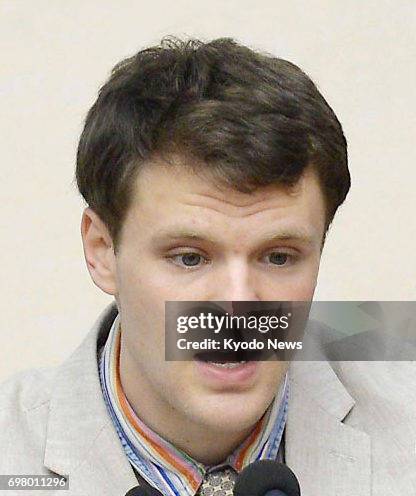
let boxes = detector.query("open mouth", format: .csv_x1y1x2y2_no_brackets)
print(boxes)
193,350,261,384
194,349,266,364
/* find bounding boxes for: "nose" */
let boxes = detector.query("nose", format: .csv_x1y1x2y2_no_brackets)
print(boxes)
214,258,261,302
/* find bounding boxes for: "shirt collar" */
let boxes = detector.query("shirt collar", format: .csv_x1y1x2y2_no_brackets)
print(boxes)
99,313,289,496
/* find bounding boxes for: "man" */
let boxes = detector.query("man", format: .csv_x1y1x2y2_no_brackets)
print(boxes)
1,36,414,495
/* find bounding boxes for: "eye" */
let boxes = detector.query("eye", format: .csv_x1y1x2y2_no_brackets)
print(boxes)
169,252,207,269
266,251,292,266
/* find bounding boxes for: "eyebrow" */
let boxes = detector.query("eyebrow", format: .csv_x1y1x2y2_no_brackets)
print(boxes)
261,230,316,246
152,227,316,246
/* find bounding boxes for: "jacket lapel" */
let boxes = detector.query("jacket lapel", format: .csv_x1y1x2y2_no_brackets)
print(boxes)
286,360,371,496
43,301,138,495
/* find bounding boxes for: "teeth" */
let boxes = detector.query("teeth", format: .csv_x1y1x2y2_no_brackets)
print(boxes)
209,361,247,368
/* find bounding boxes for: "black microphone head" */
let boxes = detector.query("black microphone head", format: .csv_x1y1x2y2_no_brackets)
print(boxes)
125,485,163,496
233,460,300,496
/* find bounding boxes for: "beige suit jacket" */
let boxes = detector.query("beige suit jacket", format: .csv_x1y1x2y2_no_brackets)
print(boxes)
1,301,415,495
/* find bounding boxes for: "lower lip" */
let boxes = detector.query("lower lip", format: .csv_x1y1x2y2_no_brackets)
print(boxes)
194,360,258,385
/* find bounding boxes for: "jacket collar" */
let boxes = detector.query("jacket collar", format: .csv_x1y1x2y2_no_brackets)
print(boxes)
44,301,371,495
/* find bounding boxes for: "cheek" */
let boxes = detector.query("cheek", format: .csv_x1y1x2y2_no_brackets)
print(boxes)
292,270,319,299
116,264,161,340
116,258,182,357
119,249,184,300
268,261,320,300
117,249,166,305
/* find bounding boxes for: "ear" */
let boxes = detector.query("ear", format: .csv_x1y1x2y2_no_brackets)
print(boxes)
80,207,117,295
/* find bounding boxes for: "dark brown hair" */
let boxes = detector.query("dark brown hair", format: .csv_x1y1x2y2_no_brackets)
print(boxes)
75,36,350,252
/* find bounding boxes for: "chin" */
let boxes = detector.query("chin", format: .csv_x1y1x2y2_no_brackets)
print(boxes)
195,390,273,434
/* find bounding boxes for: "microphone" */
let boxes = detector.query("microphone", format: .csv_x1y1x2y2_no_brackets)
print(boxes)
125,485,163,496
233,460,301,496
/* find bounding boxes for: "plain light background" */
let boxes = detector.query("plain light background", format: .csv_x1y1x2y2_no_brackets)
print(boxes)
1,0,415,383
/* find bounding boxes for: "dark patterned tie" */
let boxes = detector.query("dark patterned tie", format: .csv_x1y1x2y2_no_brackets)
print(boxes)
197,467,237,496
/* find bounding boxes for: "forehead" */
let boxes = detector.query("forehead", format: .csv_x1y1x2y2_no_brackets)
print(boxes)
125,156,326,243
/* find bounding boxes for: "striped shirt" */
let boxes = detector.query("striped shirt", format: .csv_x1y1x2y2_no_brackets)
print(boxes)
98,313,289,496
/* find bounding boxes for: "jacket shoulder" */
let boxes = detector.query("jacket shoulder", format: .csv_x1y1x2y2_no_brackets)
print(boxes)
0,367,57,472
0,366,56,411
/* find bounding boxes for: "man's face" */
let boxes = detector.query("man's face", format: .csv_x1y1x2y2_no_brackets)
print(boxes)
106,158,326,435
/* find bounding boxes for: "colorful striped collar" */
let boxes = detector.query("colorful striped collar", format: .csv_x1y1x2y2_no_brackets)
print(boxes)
99,313,289,496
